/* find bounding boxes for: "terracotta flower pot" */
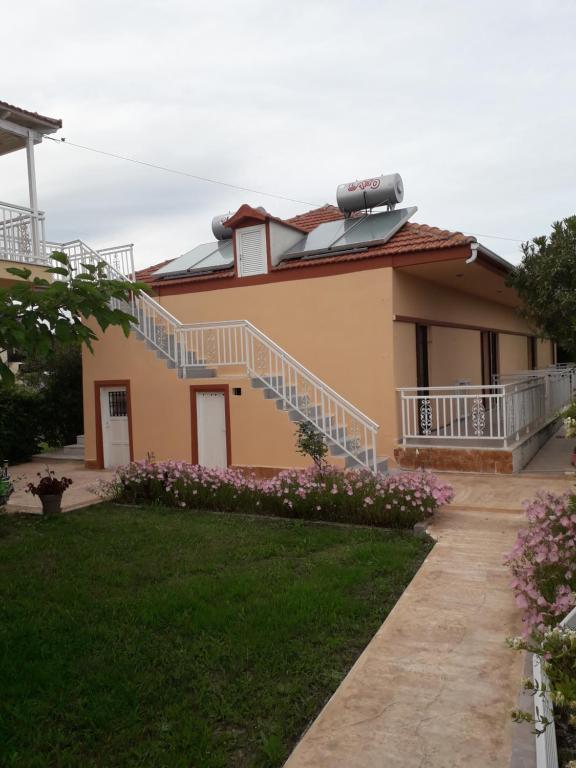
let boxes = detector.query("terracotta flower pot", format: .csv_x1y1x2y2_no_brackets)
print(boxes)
40,493,63,515
572,451,576,468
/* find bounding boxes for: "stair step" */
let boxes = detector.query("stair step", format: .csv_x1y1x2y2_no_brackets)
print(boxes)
178,366,217,379
251,376,285,389
62,443,84,454
344,455,388,474
32,449,84,463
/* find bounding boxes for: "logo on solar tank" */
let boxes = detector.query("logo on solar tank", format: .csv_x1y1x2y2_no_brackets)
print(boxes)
347,178,381,192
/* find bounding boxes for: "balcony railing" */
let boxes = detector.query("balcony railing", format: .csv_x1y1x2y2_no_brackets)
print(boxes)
398,366,576,448
0,201,48,265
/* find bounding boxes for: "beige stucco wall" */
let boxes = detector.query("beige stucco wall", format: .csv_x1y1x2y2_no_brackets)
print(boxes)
537,338,554,368
84,267,396,467
428,326,482,387
393,322,417,389
393,271,531,334
82,328,328,469
499,334,529,375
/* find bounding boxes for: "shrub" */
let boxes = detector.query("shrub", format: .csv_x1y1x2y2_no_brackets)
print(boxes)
504,490,576,636
19,344,83,447
508,626,576,738
0,384,42,463
294,422,328,472
99,462,454,530
563,401,576,439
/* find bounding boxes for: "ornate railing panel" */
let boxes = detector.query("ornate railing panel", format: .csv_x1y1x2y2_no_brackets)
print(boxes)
0,201,47,265
398,369,574,447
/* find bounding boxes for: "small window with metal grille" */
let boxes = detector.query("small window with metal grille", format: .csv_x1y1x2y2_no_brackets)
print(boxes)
108,390,127,417
233,387,242,396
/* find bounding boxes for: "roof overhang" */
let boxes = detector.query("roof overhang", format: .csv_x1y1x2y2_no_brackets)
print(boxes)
0,100,61,157
395,243,518,307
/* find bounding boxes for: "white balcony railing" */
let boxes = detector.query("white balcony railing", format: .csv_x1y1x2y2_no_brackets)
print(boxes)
0,201,48,265
398,367,576,447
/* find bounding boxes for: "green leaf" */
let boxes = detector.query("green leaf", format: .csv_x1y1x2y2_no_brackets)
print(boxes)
6,266,32,280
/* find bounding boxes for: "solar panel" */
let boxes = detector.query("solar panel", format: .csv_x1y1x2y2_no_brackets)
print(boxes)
153,240,233,276
282,206,417,260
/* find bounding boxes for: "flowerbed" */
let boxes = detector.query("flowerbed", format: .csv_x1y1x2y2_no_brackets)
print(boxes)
99,462,454,529
504,490,576,636
506,488,576,762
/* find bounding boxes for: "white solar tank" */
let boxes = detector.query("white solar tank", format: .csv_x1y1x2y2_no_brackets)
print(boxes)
337,174,404,215
211,213,233,240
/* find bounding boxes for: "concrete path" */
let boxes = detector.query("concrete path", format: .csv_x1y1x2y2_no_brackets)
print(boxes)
521,424,575,474
285,474,574,768
4,461,113,514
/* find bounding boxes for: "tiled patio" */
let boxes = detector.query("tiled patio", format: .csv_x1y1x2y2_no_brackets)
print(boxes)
3,461,113,514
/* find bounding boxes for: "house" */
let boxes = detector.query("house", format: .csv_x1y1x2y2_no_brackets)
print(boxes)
80,173,571,475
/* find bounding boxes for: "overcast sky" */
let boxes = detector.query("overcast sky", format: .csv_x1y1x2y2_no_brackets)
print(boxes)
2,0,575,269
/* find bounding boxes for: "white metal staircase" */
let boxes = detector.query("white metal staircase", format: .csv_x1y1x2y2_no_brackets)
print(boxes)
53,241,385,474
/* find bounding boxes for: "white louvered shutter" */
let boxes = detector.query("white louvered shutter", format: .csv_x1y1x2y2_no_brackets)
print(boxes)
237,225,267,277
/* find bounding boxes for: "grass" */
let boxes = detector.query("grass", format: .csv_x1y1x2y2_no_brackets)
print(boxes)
0,504,432,768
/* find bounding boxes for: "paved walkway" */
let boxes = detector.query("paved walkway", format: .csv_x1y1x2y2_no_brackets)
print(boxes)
285,474,574,768
521,424,575,474
4,461,113,514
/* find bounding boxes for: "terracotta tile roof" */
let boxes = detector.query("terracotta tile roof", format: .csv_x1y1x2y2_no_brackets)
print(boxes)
276,221,475,270
0,100,62,128
135,258,174,281
225,204,307,233
285,204,355,232
136,205,475,284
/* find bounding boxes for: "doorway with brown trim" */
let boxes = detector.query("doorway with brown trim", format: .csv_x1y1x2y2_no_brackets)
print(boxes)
190,385,232,468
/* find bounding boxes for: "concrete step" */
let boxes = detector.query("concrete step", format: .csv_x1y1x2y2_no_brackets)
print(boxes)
178,366,217,379
62,443,84,455
344,452,388,474
32,449,84,463
251,376,285,390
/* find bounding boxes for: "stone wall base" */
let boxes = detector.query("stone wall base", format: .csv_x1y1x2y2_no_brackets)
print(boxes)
394,446,514,473
395,418,561,474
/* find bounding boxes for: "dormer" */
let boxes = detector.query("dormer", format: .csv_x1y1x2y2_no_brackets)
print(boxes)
224,205,306,277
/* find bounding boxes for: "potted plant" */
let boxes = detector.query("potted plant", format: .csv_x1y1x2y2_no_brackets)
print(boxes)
0,461,14,508
26,468,73,515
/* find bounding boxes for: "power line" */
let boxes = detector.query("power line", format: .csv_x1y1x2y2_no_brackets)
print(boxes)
45,135,319,207
464,231,524,243
45,136,527,243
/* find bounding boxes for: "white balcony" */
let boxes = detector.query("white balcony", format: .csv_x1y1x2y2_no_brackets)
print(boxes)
398,366,576,449
0,200,48,265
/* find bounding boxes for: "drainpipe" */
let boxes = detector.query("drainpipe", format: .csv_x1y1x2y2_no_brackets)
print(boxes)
466,241,479,264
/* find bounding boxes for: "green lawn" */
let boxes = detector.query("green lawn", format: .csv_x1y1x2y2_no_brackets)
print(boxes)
0,505,431,768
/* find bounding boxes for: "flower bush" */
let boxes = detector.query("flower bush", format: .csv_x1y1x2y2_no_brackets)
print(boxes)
98,462,454,529
563,402,576,439
508,626,576,739
504,490,576,636
506,487,576,753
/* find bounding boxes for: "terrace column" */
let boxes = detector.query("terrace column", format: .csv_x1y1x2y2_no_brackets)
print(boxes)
25,130,39,260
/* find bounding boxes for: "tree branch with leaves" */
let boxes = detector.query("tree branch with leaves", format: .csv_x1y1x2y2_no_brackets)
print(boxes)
0,252,146,383
508,215,576,357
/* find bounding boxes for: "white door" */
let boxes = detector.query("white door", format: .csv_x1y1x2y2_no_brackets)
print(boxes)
196,391,227,468
100,387,130,468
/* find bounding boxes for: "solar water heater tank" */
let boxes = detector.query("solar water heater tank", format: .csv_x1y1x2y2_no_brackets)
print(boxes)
211,213,233,240
336,174,404,215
